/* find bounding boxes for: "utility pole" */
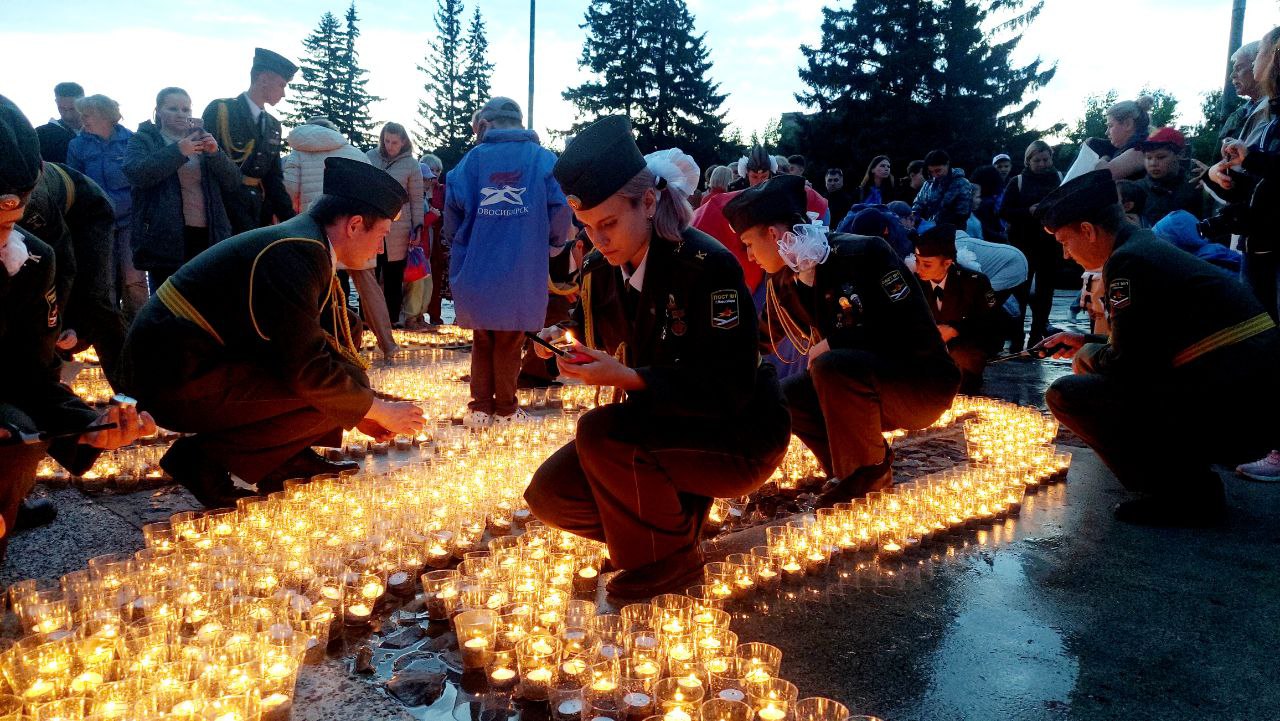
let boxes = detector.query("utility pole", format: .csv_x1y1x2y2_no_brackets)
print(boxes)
1222,0,1247,117
524,0,535,129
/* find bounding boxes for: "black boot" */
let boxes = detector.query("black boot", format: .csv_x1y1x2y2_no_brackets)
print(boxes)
13,498,57,531
160,437,251,509
816,442,895,508
257,449,358,493
1112,481,1226,528
605,545,705,602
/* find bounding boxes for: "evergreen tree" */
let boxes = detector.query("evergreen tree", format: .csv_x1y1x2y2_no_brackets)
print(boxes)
287,12,345,129
332,2,381,148
460,6,495,122
796,0,1056,173
418,0,472,166
1190,88,1225,164
563,0,731,168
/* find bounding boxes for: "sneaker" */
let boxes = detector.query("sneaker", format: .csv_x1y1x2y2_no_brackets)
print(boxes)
492,408,531,425
1237,450,1280,482
463,410,493,429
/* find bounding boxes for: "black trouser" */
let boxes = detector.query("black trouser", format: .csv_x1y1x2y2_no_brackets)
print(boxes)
146,227,212,294
782,349,959,480
376,253,406,325
948,339,991,395
1013,237,1058,339
1046,344,1277,497
525,401,790,570
427,239,450,323
469,330,526,416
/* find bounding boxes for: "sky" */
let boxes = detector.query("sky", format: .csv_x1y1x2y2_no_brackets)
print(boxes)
5,0,1279,158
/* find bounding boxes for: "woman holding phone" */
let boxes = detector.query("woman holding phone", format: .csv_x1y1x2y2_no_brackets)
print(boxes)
124,87,242,290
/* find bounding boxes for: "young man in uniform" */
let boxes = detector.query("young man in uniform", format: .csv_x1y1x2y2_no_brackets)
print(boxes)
119,158,426,507
0,96,156,560
203,48,298,233
724,174,960,506
912,223,1002,393
1038,169,1280,525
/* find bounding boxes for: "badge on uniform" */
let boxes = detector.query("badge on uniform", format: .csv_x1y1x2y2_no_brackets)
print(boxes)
880,270,910,302
45,287,58,328
1108,278,1132,310
666,294,688,337
710,289,740,330
985,289,997,308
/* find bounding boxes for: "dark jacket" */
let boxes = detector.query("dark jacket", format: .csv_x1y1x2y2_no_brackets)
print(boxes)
911,170,972,226
202,94,295,232
35,121,76,164
918,264,1000,346
570,226,783,421
763,233,956,374
123,121,239,271
1138,170,1205,227
1204,113,1280,255
999,170,1062,254
1,228,101,474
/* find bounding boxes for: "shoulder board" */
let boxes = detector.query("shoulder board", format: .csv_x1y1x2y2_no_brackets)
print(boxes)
827,233,869,257
580,249,608,275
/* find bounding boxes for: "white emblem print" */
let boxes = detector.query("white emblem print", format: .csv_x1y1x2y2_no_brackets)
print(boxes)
479,186,527,207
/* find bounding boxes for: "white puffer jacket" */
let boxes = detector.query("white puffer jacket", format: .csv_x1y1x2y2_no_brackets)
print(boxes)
282,124,369,214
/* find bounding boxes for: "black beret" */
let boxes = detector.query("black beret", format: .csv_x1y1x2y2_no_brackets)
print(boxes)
722,174,808,234
323,157,409,220
1035,169,1121,231
0,95,42,199
914,223,958,258
553,116,646,212
252,48,298,82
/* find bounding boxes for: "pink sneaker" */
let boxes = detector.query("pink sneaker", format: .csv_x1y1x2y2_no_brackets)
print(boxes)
1237,450,1280,482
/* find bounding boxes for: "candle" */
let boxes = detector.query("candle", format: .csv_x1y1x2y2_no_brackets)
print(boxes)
758,705,786,721
557,699,585,720
574,566,599,594
490,665,518,690
71,670,104,693
664,709,693,721
261,693,294,721
462,636,494,668
523,667,553,700
718,689,746,703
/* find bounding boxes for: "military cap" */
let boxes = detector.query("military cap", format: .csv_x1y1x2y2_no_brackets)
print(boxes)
1035,169,1121,231
252,48,299,82
722,173,808,234
553,115,646,212
914,223,958,258
323,157,409,220
0,95,42,207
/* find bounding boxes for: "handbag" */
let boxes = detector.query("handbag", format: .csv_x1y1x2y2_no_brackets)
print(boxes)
404,244,428,283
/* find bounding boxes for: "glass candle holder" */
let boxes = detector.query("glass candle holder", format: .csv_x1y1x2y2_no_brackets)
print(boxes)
700,699,754,721
706,657,750,703
746,678,797,721
551,686,588,721
342,570,384,627
31,696,87,721
516,634,562,701
700,564,735,603
591,615,629,660
791,697,850,721
455,609,499,670
736,644,782,685
422,569,461,621
655,676,704,721
487,648,520,693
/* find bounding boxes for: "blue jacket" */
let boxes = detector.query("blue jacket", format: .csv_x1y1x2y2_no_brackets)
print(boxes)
67,124,134,227
444,128,571,331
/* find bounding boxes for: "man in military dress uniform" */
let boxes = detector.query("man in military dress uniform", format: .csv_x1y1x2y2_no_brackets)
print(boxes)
203,48,298,233
119,158,426,508
912,223,1002,393
0,96,155,560
1037,169,1280,525
724,175,960,507
523,116,791,600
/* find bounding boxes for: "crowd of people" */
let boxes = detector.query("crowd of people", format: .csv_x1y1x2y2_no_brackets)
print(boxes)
3,30,1280,590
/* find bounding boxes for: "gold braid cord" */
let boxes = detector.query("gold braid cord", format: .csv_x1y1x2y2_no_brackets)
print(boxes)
580,271,627,404
328,276,371,370
217,101,255,165
765,277,815,363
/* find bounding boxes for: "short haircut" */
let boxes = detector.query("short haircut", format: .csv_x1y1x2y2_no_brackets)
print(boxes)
419,153,443,174
924,150,950,167
907,160,926,175
1233,40,1261,63
54,82,84,98
1068,201,1128,234
774,155,791,174
74,94,121,124
709,165,733,191
787,155,806,167
826,167,843,177
1116,180,1147,216
310,193,388,228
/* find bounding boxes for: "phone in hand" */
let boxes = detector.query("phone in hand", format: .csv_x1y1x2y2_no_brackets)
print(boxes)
188,117,204,134
525,331,593,364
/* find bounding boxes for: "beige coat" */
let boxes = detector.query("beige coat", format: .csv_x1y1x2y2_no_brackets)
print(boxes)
366,148,424,262
283,126,371,270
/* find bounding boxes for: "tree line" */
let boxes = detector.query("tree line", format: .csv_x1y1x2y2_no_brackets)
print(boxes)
288,0,1235,176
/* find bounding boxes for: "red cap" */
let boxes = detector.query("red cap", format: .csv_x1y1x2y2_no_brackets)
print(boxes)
1137,127,1186,152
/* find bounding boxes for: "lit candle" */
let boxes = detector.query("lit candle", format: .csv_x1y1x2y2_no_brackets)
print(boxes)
664,709,693,721
758,704,786,721
490,666,518,691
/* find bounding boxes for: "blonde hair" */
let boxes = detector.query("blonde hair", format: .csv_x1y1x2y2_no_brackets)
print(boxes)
75,94,121,125
709,166,733,191
1106,95,1155,138
1024,140,1054,165
1260,27,1280,99
615,168,692,244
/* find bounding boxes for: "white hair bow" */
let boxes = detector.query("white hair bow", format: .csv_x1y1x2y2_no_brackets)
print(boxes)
645,148,701,197
737,154,778,179
777,220,830,275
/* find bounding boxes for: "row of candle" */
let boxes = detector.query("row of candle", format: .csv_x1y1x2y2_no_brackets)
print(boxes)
359,326,475,351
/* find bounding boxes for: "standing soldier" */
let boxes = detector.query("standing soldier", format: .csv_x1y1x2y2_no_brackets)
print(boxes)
203,48,298,233
724,174,960,507
523,117,791,600
1037,170,1280,525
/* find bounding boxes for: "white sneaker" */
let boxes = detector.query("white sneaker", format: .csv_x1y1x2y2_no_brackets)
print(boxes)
492,408,531,425
463,410,493,429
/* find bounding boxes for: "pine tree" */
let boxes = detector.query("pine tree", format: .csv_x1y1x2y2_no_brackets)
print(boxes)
460,6,495,122
563,0,731,169
417,0,472,166
332,2,381,148
287,12,345,129
796,0,1056,173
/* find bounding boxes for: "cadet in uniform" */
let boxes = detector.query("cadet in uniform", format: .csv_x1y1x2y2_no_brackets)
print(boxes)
723,175,960,507
203,48,297,233
119,158,426,507
523,117,791,600
1038,169,1280,525
912,223,1002,393
0,96,155,559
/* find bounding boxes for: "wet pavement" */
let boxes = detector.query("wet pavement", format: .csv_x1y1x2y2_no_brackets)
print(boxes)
5,293,1279,720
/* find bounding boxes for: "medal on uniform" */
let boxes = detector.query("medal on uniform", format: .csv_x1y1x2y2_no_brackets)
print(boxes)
667,294,688,337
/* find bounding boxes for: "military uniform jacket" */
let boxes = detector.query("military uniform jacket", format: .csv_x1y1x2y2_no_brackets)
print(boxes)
121,214,373,428
1094,225,1280,378
571,227,775,419
763,233,953,368
202,94,295,225
919,264,999,343
0,229,100,474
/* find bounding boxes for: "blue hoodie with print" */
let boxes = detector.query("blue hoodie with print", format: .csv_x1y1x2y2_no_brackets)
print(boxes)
444,128,571,331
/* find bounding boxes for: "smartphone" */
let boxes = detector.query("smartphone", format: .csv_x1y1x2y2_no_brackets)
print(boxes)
524,331,593,364
188,117,204,134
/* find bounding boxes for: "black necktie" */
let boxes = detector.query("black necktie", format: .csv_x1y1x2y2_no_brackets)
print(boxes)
934,284,944,310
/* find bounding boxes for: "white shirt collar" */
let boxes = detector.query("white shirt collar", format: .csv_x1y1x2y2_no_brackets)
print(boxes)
620,248,650,292
1,228,34,277
931,276,947,291
243,93,263,124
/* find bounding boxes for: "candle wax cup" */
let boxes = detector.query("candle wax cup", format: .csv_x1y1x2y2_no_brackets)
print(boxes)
557,699,585,717
664,709,693,721
623,692,652,709
718,689,746,703
758,707,786,721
